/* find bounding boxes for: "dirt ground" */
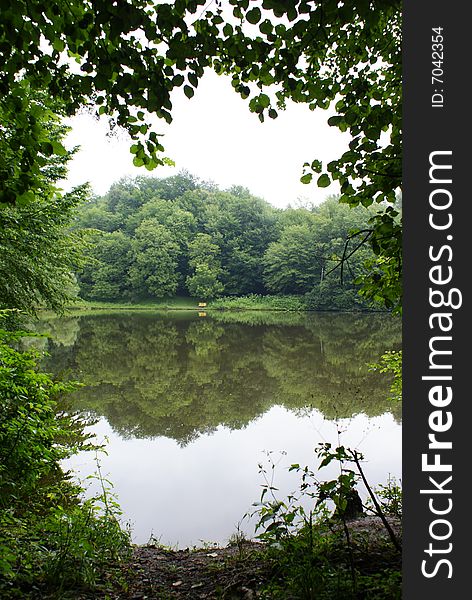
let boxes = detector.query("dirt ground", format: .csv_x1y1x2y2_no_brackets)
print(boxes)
74,516,401,600
75,541,268,600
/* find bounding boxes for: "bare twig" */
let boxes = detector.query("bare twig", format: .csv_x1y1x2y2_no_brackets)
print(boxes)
351,450,401,553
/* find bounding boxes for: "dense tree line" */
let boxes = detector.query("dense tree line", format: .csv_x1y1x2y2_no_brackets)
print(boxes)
75,173,385,309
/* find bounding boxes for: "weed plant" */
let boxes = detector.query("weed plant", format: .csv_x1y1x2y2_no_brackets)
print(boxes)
0,315,130,598
209,294,307,312
250,446,402,599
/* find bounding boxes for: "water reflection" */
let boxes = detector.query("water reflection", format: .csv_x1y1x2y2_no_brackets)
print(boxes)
66,408,401,546
38,311,401,546
39,311,401,444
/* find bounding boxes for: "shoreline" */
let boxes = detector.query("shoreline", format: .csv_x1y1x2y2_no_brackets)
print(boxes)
50,301,386,315
72,516,401,599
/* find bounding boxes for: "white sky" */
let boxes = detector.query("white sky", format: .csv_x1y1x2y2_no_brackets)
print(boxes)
63,70,348,208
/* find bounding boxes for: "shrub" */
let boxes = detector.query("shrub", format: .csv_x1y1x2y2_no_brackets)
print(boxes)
370,350,402,402
0,317,130,597
250,446,401,599
304,278,372,312
209,294,306,311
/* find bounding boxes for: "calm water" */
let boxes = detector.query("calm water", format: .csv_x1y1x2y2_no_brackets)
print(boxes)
38,311,401,547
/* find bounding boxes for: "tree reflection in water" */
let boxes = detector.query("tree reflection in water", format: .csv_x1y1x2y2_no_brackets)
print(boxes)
39,311,401,445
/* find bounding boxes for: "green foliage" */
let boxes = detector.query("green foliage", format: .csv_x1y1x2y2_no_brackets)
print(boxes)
128,220,181,298
186,234,224,299
186,264,224,300
71,297,199,311
76,177,381,310
0,318,130,596
0,83,69,205
304,279,366,311
369,477,403,519
209,294,306,312
370,350,402,402
263,225,320,294
1,494,130,597
0,97,89,314
355,207,402,313
202,189,280,295
79,231,134,301
76,175,279,301
0,331,77,504
0,194,86,314
251,445,401,599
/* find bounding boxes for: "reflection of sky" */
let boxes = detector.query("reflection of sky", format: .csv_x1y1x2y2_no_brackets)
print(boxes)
64,406,401,547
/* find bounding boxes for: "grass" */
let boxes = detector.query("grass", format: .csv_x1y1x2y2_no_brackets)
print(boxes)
61,293,384,317
65,294,309,313
65,296,201,311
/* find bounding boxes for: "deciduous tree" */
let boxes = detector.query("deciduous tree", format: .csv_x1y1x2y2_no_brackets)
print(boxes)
128,220,180,298
0,94,88,313
186,233,224,299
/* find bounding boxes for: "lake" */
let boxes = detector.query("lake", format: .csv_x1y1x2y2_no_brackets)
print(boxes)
37,310,402,547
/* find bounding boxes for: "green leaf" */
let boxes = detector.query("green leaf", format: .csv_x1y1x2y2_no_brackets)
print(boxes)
259,94,270,108
172,74,184,87
300,173,312,184
52,38,65,52
328,115,343,127
41,142,54,156
184,85,194,99
188,72,198,87
51,141,67,156
259,20,273,35
16,191,36,205
246,7,261,24
317,174,330,188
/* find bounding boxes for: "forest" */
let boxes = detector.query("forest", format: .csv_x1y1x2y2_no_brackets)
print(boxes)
74,172,395,310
